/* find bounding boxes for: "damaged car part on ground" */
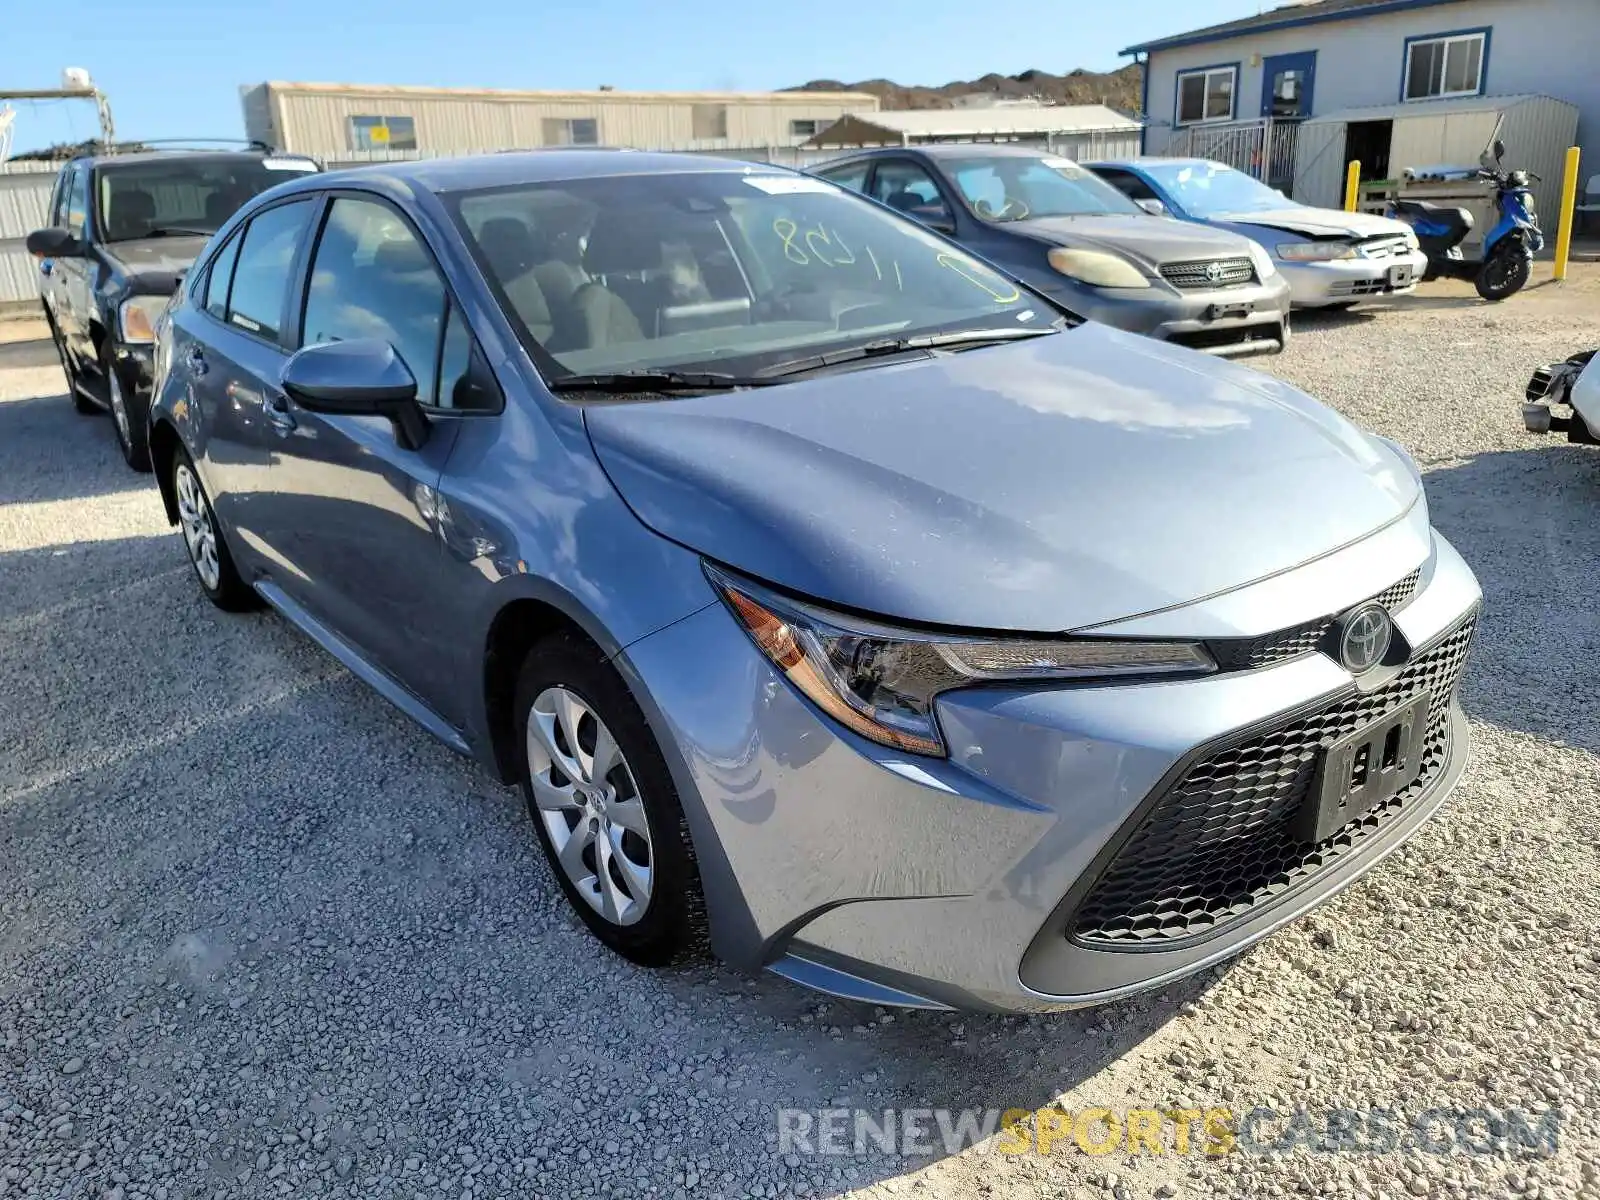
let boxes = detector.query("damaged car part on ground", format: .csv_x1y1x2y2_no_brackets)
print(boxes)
148,150,1481,1013
25,144,321,471
1523,348,1600,443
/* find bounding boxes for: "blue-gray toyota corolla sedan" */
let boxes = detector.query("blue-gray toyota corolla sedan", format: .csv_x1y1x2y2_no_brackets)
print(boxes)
149,151,1480,1013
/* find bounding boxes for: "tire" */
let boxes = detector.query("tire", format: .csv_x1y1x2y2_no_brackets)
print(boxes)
1475,248,1532,302
171,447,256,611
102,343,152,472
44,308,96,414
514,632,706,967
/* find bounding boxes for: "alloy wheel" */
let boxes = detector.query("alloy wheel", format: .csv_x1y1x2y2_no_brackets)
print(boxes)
525,685,654,926
174,463,222,591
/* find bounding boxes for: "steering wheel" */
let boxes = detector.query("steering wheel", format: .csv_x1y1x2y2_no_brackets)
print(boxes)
996,197,1031,221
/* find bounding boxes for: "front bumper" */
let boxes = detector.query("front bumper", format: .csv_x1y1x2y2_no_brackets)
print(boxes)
1036,273,1292,357
1281,249,1429,306
621,527,1481,1013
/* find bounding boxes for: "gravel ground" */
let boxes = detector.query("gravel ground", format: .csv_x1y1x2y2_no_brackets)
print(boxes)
1,271,1599,1200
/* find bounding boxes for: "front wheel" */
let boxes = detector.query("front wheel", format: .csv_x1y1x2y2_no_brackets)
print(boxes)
102,344,151,472
514,633,707,967
1475,248,1532,302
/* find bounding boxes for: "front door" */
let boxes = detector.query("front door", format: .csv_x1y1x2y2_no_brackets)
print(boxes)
261,192,470,720
1260,51,1317,119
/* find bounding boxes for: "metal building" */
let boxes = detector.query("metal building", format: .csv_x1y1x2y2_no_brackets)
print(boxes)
0,162,57,310
802,104,1144,161
239,81,880,163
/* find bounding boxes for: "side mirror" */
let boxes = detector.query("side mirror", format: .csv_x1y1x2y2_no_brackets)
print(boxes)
1136,198,1167,216
26,227,83,259
281,339,429,449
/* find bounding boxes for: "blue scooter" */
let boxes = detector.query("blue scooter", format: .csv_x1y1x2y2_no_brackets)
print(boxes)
1387,136,1544,302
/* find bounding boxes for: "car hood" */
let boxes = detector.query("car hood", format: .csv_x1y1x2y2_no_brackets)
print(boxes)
1216,207,1412,241
1006,213,1252,267
584,324,1419,633
101,235,210,292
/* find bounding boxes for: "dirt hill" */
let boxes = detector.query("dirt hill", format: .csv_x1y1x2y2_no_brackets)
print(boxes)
783,64,1144,115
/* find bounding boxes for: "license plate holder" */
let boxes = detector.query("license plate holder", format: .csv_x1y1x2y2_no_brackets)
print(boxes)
1297,692,1431,843
1207,301,1255,321
1387,264,1415,287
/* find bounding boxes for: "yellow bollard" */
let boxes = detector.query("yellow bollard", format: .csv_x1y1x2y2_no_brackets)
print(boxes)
1554,146,1581,283
1344,160,1361,212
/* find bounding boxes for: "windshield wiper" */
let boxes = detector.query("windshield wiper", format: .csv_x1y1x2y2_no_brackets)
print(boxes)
549,369,776,394
136,226,216,239
753,325,1058,380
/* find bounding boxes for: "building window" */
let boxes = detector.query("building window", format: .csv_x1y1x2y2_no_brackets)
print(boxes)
1403,30,1487,101
542,117,599,146
790,119,821,139
1175,66,1237,125
346,115,417,152
691,104,729,140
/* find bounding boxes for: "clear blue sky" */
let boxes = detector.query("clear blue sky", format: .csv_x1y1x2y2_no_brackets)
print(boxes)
5,0,1269,152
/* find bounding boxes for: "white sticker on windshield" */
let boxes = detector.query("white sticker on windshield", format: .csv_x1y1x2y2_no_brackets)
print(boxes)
1041,157,1081,172
262,156,319,172
1017,310,1038,322
743,175,836,195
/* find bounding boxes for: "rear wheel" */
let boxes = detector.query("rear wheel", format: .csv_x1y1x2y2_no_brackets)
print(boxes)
102,343,151,472
1475,247,1532,302
172,449,255,611
514,633,706,967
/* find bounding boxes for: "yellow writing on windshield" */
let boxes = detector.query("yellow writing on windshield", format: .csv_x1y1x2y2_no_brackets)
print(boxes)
935,253,1021,303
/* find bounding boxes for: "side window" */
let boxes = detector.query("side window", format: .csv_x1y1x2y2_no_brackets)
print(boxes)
226,198,315,342
869,161,954,225
813,161,869,194
301,196,448,405
64,167,90,237
1095,168,1159,203
435,304,493,411
203,232,242,320
47,169,69,227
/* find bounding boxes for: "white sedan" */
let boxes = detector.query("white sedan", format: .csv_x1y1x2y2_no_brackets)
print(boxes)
1089,158,1431,309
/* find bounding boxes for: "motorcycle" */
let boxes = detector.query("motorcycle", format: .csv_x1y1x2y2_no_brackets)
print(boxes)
1386,136,1545,302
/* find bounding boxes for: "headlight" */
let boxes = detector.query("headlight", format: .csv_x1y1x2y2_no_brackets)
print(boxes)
1046,247,1151,289
1245,241,1278,280
118,295,169,344
709,567,1215,757
1276,241,1358,262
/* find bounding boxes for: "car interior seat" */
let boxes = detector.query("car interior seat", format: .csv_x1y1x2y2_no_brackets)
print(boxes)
108,190,157,240
476,217,558,345
571,211,661,347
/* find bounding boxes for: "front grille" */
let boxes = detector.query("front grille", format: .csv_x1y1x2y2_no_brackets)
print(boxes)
1329,278,1392,297
1209,569,1421,672
1160,257,1255,290
1358,236,1411,260
1070,614,1475,948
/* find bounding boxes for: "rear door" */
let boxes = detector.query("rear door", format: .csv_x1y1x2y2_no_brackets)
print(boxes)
181,196,320,569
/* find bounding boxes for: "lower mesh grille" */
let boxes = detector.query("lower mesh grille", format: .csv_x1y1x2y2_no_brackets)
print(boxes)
1069,615,1476,948
1208,569,1422,672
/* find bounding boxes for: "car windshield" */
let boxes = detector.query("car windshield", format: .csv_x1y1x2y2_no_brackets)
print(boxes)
95,158,319,243
447,170,1054,383
1139,162,1298,217
946,155,1143,221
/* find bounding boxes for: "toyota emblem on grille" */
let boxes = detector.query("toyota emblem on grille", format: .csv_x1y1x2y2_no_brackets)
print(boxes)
1339,605,1393,674
1204,261,1226,282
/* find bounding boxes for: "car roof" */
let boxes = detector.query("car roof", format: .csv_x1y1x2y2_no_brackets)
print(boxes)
358,149,801,194
76,150,303,169
821,144,1070,163
1086,157,1221,171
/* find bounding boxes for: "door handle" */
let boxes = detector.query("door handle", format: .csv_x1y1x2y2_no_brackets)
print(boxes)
263,391,297,434
184,346,209,377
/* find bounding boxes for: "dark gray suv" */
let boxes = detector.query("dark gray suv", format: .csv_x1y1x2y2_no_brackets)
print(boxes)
811,145,1292,356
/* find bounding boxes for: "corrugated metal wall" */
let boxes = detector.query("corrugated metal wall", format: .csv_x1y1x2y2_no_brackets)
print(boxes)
253,85,879,159
1500,97,1581,233
0,162,57,307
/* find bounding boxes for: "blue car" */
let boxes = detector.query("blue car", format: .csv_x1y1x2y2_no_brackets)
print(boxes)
1088,158,1429,309
149,151,1479,1012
